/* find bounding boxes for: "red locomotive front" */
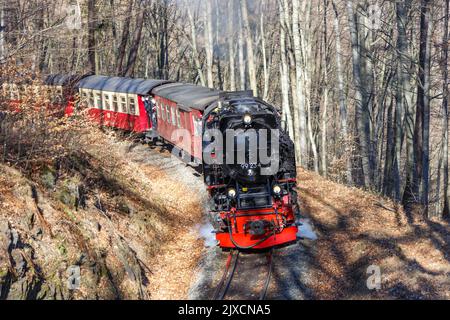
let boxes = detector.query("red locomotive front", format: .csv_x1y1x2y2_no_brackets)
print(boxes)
202,92,300,250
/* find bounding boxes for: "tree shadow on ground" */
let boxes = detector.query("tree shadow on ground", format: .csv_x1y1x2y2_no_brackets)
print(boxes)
299,187,450,300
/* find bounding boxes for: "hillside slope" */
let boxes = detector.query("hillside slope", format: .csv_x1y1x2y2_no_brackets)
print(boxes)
0,131,205,300
298,169,450,299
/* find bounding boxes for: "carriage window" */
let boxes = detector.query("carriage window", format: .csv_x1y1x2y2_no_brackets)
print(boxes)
166,105,170,124
121,96,127,113
81,91,88,106
161,104,166,121
113,95,118,112
171,107,176,125
157,102,161,118
104,94,110,110
89,92,94,107
176,109,181,128
96,93,102,109
129,97,136,115
12,85,19,100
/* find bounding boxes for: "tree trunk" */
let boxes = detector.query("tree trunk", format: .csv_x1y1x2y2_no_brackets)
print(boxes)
332,1,353,184
87,0,97,74
410,0,432,216
443,0,450,219
421,0,432,217
186,3,206,86
346,1,373,188
394,0,413,202
278,0,294,140
321,0,329,177
205,0,214,88
261,11,269,101
124,7,145,77
401,0,417,213
383,98,396,197
240,0,257,96
238,5,246,91
116,0,133,76
228,0,236,91
1,1,6,62
292,0,308,167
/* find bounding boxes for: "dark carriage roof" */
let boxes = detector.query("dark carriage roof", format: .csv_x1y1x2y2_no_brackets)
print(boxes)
77,75,171,95
44,74,82,86
152,83,221,110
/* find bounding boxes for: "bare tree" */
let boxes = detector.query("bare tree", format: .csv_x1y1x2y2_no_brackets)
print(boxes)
332,0,352,184
87,0,97,74
292,0,308,167
0,0,4,62
278,0,294,140
124,3,145,77
442,0,449,219
238,4,246,91
116,0,134,76
228,0,236,92
346,1,373,188
205,0,214,88
240,0,257,96
186,2,206,86
321,0,329,177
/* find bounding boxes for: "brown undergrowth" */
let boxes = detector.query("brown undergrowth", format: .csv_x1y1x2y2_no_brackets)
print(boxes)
298,168,450,300
0,126,203,299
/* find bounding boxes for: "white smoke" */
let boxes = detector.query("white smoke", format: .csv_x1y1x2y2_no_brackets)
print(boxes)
195,221,218,248
297,219,318,241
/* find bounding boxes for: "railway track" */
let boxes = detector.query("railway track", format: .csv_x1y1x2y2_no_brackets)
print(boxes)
212,249,274,301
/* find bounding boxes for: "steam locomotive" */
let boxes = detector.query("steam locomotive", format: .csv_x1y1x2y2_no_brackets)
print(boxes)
1,74,301,250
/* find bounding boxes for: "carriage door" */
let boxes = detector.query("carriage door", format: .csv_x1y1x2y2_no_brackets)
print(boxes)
192,113,203,160
178,108,190,154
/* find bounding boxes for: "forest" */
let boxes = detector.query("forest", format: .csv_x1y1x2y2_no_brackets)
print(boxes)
0,0,449,221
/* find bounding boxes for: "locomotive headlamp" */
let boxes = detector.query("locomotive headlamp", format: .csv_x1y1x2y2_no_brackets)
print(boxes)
243,114,252,125
273,185,282,195
227,188,237,199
